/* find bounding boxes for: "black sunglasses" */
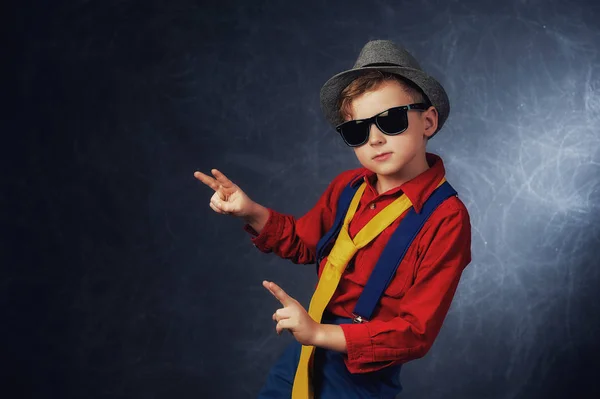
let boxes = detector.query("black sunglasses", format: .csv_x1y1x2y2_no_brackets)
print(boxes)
335,103,429,147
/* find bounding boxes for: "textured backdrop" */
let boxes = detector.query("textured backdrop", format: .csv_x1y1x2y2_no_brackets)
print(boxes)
4,0,600,398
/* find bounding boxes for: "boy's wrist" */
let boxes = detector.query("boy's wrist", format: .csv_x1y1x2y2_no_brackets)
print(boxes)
243,202,270,234
243,201,264,223
311,322,325,347
310,323,347,353
242,201,258,222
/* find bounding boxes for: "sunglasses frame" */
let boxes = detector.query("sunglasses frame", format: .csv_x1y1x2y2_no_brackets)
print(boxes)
335,102,429,147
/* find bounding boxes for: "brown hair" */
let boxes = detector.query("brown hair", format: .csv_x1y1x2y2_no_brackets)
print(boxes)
337,71,428,122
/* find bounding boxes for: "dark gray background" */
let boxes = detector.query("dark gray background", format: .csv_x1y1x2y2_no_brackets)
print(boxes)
4,0,600,398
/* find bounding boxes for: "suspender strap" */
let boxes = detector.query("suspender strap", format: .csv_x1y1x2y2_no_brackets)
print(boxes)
351,181,457,321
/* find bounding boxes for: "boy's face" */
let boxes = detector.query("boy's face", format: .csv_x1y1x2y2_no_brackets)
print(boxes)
346,80,438,180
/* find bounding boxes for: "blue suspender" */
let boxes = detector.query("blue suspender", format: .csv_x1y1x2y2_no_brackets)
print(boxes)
352,181,457,321
315,176,458,323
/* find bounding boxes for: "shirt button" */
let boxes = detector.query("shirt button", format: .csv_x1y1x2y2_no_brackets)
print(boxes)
369,203,376,210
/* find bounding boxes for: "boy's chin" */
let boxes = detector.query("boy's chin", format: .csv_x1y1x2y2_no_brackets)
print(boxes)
365,163,405,176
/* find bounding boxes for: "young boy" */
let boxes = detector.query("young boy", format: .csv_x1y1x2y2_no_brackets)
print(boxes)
195,40,472,398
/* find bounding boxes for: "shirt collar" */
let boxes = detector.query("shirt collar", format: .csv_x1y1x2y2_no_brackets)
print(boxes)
349,152,446,214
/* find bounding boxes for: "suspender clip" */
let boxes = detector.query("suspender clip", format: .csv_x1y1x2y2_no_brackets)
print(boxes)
352,314,368,323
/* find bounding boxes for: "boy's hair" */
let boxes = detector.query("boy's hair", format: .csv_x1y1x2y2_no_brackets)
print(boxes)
337,71,430,122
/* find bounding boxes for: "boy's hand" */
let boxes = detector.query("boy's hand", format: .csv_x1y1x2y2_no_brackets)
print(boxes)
263,280,321,346
194,168,255,218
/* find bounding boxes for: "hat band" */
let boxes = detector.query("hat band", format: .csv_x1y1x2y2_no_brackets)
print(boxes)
360,62,402,68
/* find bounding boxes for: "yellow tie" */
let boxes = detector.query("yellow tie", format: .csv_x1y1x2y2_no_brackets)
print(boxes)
291,178,446,398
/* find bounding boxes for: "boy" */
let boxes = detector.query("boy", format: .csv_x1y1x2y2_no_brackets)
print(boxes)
195,40,471,398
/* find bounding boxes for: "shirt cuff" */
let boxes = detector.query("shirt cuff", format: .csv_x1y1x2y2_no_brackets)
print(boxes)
340,322,399,374
243,224,259,237
340,322,372,373
242,208,283,253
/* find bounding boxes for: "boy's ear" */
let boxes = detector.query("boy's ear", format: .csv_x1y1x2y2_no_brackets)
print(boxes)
422,106,438,138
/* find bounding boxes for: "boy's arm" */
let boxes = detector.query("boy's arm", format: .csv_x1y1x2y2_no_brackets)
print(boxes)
335,205,472,374
242,202,270,234
243,170,360,264
313,324,347,352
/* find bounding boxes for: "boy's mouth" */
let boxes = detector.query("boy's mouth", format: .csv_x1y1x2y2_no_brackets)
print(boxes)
373,152,392,161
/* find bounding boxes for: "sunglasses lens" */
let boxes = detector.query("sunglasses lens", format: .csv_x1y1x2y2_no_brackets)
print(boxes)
376,107,408,134
341,120,369,146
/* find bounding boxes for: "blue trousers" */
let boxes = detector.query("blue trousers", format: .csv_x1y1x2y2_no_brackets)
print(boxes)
257,315,403,398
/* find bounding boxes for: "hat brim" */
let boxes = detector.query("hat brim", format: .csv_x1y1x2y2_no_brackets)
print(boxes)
319,66,450,137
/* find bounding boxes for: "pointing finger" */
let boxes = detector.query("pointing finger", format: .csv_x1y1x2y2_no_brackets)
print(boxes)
211,169,236,190
263,280,293,307
194,171,221,191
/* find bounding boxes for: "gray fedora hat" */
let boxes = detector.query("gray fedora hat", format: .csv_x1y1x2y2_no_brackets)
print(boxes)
319,40,450,137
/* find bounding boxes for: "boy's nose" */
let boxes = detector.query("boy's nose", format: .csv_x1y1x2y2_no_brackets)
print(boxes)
368,123,386,145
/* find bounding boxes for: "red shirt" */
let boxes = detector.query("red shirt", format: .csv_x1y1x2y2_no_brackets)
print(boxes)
244,152,472,374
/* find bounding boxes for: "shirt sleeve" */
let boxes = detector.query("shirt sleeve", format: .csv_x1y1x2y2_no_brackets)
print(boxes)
339,205,472,373
242,170,358,265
